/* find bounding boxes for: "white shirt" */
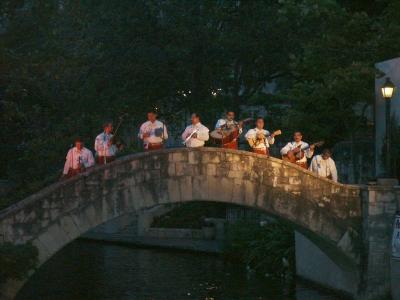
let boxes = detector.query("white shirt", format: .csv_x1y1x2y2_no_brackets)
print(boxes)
280,141,314,163
309,155,338,182
138,120,168,146
182,123,209,148
245,128,275,149
95,132,117,157
215,119,243,134
63,147,95,175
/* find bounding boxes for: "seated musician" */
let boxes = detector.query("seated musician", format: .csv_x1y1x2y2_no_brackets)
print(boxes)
95,122,118,165
138,110,168,151
182,113,209,148
280,131,315,169
62,138,95,178
245,117,278,156
215,110,243,149
309,149,338,182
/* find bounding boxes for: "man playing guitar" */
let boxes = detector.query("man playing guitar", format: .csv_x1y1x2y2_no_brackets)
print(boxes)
214,111,243,149
245,117,281,156
281,131,316,169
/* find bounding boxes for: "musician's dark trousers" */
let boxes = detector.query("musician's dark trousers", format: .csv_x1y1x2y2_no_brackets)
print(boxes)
145,143,164,151
97,156,116,165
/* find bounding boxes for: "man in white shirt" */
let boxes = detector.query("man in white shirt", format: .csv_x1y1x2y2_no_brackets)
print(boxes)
138,110,168,151
280,131,315,169
63,138,95,178
95,122,118,165
309,149,338,182
215,111,243,149
245,117,278,156
182,113,209,148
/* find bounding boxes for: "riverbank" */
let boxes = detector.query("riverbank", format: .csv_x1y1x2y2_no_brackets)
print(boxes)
79,232,223,254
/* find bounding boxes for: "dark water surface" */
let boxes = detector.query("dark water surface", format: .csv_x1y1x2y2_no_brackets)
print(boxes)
17,240,341,300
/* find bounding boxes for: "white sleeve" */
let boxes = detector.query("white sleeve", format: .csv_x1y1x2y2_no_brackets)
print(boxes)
304,143,314,158
215,119,224,129
245,129,255,140
197,127,209,141
163,124,168,140
309,156,317,173
63,150,72,175
280,143,291,155
182,127,189,141
87,150,95,168
266,131,275,145
95,135,104,152
330,159,338,182
138,124,145,139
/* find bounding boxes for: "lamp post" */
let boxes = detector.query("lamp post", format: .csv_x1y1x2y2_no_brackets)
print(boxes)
381,77,396,177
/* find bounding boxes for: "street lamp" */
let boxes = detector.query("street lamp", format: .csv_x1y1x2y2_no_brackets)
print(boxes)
381,77,396,177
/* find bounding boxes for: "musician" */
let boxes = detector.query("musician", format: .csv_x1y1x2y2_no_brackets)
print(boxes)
309,149,338,182
62,138,95,178
280,131,315,169
215,111,243,149
245,117,277,156
138,110,168,151
95,122,118,165
182,113,209,148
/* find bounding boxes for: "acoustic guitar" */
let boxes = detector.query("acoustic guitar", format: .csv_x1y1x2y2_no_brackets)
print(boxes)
282,141,324,164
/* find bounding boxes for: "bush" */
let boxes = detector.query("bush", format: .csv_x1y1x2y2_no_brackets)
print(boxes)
223,220,295,278
0,242,38,284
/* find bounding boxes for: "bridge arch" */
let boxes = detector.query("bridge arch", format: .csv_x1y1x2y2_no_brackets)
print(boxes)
0,148,362,297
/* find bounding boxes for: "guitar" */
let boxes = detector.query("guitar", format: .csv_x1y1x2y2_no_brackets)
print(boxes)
282,140,324,164
249,129,282,148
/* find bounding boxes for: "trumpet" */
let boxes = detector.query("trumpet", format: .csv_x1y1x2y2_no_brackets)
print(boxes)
183,129,199,145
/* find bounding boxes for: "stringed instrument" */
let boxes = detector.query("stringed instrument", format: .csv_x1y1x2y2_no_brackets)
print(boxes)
249,129,282,148
282,141,324,164
110,113,128,149
210,118,253,145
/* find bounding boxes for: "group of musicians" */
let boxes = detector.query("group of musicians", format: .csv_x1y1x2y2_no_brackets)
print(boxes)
63,110,338,182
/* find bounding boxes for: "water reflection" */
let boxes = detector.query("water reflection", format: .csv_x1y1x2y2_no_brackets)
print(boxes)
18,241,340,300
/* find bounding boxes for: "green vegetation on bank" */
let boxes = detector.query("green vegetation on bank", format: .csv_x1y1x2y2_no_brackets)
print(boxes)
0,242,38,284
223,220,295,278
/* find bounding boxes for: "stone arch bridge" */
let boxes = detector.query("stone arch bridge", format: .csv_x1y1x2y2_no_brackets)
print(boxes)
0,148,398,300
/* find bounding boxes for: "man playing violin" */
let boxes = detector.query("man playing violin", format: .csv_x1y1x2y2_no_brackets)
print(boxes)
95,122,118,165
245,117,281,156
138,110,168,151
215,111,243,149
281,131,315,169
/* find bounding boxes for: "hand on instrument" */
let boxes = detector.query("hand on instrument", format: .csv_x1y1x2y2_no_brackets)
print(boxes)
192,133,198,139
293,147,301,153
256,132,264,140
143,132,150,138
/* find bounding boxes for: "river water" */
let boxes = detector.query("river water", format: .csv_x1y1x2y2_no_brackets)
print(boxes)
17,240,341,300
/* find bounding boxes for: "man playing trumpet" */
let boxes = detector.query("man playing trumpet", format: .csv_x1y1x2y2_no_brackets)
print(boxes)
182,113,209,148
245,117,281,156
